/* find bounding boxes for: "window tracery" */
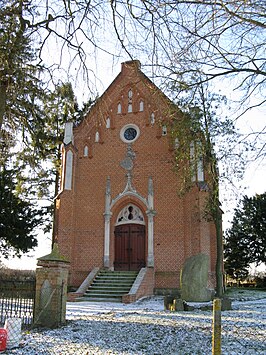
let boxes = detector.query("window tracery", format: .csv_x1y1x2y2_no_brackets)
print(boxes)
116,204,145,225
120,124,140,143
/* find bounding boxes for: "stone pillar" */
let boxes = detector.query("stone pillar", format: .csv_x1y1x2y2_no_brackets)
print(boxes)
34,244,70,328
103,177,112,268
146,210,156,267
103,212,112,268
147,176,154,210
147,177,156,267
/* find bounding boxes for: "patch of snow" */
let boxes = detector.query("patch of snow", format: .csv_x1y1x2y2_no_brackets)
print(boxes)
6,293,266,355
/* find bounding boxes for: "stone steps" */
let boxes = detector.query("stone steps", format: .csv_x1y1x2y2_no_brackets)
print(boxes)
82,270,138,302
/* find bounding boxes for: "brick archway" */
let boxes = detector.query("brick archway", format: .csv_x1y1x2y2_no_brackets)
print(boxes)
103,176,155,269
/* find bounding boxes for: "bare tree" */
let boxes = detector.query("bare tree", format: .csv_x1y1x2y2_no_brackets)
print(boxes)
107,1,266,167
3,1,265,115
169,80,252,297
115,1,266,113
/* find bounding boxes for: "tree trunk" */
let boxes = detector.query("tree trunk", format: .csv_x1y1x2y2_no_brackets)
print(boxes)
215,209,224,298
0,80,8,132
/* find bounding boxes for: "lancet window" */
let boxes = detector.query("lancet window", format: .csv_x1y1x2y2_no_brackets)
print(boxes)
128,89,133,113
162,125,167,136
150,113,155,125
83,146,89,157
106,117,111,128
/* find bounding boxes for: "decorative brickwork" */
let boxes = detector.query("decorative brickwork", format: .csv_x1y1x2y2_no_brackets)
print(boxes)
55,60,218,296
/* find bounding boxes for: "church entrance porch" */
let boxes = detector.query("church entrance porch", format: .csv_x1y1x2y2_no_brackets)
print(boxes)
114,224,146,271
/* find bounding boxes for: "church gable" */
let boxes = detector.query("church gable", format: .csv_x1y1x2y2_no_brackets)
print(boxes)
56,60,218,297
74,60,177,150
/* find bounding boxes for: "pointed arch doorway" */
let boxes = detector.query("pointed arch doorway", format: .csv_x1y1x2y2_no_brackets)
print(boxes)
114,205,146,271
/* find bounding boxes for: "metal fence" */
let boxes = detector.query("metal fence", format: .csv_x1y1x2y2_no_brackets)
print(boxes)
0,280,35,328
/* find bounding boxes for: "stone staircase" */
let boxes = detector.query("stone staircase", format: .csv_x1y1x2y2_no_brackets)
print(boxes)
82,270,139,302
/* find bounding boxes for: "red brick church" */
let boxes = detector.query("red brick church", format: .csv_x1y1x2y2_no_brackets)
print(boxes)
55,60,217,301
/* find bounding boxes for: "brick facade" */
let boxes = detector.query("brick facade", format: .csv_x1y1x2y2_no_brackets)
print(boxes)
55,60,217,293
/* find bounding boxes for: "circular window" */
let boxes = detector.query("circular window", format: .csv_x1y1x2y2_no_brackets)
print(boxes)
120,124,140,143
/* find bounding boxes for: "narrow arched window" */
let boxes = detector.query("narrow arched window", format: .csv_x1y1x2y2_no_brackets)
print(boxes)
128,103,132,113
150,113,155,125
95,131,100,142
139,100,144,112
197,157,204,182
190,142,196,182
106,117,111,128
162,125,167,136
65,150,73,190
83,146,89,157
117,103,122,114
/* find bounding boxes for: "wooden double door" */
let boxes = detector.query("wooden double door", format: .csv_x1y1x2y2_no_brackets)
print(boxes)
114,224,146,271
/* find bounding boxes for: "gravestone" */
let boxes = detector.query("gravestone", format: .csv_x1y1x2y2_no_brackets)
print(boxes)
180,253,213,302
164,296,184,311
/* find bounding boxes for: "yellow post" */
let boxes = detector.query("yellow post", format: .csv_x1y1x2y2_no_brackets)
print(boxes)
212,298,221,355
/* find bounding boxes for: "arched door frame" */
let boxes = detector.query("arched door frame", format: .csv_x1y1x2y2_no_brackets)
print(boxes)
114,224,146,271
103,176,156,269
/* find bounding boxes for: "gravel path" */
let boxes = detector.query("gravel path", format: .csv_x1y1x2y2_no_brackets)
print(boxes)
5,296,266,355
